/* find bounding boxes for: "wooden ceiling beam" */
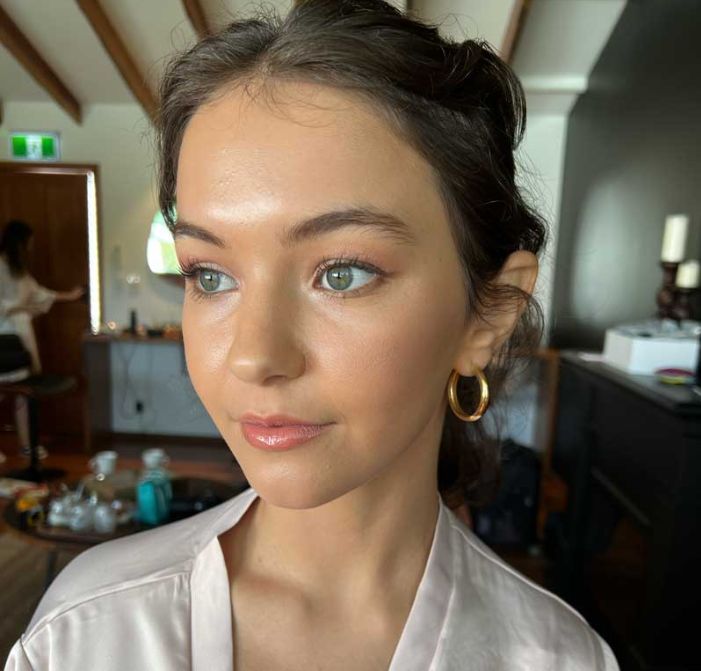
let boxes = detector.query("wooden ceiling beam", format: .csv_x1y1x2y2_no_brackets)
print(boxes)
76,0,157,122
182,0,210,39
501,0,533,65
0,4,82,123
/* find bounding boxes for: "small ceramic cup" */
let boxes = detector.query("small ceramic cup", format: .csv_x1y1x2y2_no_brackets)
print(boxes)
141,448,170,470
88,450,118,479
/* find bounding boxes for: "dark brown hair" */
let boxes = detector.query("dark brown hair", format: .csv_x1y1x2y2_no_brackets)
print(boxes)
0,219,33,278
156,0,547,510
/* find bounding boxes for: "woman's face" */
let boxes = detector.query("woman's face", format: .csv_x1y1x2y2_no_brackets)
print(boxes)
175,80,470,508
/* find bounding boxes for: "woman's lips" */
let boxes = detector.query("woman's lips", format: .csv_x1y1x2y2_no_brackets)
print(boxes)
240,422,333,451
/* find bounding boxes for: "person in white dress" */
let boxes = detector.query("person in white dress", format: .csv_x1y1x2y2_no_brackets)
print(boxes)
0,219,83,464
5,1,621,668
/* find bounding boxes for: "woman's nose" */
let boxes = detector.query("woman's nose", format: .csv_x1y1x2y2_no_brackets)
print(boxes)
224,287,306,384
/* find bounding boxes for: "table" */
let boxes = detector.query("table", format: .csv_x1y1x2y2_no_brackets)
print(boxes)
3,475,249,588
551,350,701,671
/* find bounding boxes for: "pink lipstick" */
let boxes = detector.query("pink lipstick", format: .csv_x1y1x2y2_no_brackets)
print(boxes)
239,413,333,451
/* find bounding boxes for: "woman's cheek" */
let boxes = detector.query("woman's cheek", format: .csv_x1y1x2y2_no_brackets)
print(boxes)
182,300,231,409
341,290,456,422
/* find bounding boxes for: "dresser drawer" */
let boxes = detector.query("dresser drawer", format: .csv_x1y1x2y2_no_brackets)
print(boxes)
591,382,684,504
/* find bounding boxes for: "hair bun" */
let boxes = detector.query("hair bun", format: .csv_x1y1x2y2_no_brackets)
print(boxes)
438,38,524,149
446,39,484,77
439,39,494,99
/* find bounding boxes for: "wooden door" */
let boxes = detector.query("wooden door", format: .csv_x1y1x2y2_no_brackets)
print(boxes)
0,163,96,442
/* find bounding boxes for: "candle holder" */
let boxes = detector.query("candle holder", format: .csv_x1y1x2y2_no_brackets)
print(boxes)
656,261,680,319
670,287,698,322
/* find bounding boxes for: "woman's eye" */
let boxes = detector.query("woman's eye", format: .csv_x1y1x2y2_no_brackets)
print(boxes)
319,263,376,293
183,258,382,299
196,268,236,294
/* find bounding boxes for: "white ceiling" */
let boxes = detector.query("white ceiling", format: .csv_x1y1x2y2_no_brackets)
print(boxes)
513,0,627,114
0,0,134,103
412,0,518,45
101,0,196,90
0,0,626,117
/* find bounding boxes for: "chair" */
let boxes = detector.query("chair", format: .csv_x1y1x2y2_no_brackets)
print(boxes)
0,374,76,482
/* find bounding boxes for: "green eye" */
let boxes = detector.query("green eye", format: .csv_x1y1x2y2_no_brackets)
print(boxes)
199,269,221,292
326,266,352,291
322,264,375,293
196,269,235,293
184,257,382,299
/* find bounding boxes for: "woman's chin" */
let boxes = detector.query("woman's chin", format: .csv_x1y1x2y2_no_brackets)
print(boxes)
244,473,360,511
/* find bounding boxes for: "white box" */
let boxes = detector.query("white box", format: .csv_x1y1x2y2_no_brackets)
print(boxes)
603,321,700,375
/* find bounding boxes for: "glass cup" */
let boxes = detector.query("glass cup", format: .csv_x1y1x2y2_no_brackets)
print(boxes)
88,450,118,481
68,500,95,532
93,502,117,534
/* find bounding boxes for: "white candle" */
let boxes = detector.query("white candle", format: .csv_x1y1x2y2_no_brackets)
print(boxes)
661,214,689,262
676,259,700,288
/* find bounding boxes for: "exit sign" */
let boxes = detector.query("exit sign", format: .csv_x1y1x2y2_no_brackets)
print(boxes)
10,132,60,161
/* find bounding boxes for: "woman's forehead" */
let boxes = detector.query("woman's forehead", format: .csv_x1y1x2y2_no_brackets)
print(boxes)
175,81,441,230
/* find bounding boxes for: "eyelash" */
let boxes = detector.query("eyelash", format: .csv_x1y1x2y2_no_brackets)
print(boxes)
178,254,386,302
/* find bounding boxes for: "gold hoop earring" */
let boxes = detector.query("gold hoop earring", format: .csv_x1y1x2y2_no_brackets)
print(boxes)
447,367,490,422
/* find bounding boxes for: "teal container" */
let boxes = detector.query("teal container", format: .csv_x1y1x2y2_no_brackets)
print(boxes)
136,467,173,525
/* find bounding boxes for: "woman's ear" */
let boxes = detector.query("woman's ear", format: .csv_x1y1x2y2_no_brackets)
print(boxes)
453,250,538,374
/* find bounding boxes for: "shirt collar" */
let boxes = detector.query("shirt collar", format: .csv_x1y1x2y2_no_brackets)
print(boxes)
191,486,257,671
387,493,455,671
190,486,455,671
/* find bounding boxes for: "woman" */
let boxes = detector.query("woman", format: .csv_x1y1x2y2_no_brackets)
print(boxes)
5,1,619,669
0,219,83,463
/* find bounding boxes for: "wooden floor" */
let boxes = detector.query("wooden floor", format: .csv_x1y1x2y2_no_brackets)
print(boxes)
0,431,552,665
0,530,74,663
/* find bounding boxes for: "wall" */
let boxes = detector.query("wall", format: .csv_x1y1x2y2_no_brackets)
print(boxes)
552,0,701,350
489,113,568,449
517,113,570,346
0,85,571,448
411,0,517,45
109,341,218,437
0,101,183,328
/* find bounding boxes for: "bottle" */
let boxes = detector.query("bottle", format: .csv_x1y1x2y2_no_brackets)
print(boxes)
135,449,172,525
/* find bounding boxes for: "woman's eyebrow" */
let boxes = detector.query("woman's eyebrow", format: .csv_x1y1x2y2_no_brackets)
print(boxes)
172,207,417,248
282,207,417,247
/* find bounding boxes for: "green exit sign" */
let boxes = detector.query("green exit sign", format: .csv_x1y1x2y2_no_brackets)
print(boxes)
10,132,60,161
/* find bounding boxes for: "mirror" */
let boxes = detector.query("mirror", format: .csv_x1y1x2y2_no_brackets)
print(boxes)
147,209,180,275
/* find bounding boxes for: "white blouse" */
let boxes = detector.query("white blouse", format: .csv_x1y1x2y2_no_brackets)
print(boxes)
4,486,620,670
0,256,56,374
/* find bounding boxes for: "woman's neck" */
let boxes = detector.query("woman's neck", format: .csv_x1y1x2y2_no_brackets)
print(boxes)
220,436,441,611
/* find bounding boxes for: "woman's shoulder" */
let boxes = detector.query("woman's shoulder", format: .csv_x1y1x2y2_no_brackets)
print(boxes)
442,508,619,669
24,489,253,635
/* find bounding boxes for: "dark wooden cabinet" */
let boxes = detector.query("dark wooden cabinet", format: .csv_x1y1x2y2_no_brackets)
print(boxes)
552,350,701,671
